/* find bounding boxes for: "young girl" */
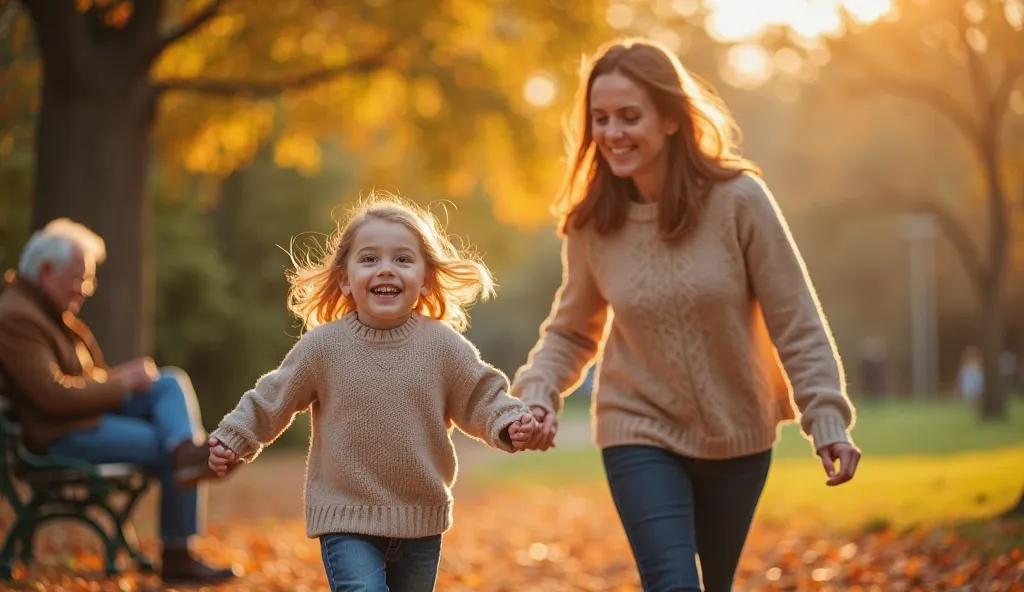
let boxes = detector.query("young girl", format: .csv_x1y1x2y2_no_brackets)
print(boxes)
207,193,536,592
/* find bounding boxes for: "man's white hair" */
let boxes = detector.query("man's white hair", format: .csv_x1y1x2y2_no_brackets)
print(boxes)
18,218,107,280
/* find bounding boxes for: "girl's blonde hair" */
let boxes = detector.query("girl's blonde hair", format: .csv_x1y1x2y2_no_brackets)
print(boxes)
286,191,495,333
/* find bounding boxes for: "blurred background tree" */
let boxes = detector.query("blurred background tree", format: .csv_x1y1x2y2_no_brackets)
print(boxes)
1,0,1023,447
2,0,602,366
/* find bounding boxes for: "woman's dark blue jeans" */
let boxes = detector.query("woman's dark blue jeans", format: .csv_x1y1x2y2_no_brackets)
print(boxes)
602,445,772,592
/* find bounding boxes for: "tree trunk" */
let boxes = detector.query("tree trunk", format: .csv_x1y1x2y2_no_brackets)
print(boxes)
31,70,158,366
978,292,1007,419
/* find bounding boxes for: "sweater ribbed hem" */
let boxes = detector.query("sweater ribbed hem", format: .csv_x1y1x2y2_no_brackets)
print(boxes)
595,413,778,460
808,412,852,452
306,503,452,539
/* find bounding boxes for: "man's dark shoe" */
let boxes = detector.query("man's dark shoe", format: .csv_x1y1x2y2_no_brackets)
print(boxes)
172,440,236,487
161,548,238,586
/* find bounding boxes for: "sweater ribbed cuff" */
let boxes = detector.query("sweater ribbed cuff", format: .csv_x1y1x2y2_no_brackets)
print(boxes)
210,424,261,462
488,405,531,453
516,382,562,415
809,412,852,452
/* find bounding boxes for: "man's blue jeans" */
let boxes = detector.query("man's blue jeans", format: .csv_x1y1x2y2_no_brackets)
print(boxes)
602,445,772,592
48,368,205,546
319,532,443,592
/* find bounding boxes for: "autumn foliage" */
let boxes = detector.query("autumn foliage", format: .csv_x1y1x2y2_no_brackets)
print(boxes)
2,483,1022,591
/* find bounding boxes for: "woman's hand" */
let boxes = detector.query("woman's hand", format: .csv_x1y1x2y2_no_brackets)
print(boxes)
524,406,558,451
817,442,861,486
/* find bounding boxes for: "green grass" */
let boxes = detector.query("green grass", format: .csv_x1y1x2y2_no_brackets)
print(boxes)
466,398,1024,530
773,397,1024,459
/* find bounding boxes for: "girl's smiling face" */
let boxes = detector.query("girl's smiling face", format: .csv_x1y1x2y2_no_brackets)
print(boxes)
342,218,430,330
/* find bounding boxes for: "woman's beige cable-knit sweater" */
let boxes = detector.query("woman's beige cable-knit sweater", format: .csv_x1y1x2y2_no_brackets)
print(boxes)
511,173,855,459
211,313,529,539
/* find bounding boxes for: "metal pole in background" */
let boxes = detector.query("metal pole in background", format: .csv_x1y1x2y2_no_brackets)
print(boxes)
901,213,939,399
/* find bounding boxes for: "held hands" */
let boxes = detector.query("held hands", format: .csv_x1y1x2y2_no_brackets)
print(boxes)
817,442,861,486
522,406,558,451
507,412,537,451
208,437,239,477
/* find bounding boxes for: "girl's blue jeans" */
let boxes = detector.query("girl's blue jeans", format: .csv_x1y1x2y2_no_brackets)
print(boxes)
319,532,442,592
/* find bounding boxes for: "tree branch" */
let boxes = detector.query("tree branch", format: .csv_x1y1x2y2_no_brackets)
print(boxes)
153,50,391,97
144,0,223,61
956,6,992,114
832,40,980,143
991,60,1024,123
828,193,988,287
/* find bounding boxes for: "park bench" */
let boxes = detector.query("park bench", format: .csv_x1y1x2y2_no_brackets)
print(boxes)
0,369,155,579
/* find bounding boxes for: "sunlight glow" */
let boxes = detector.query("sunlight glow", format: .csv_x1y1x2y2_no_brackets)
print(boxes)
722,44,773,89
704,0,893,43
606,4,635,29
672,0,701,17
523,74,557,107
1006,0,1024,30
1010,90,1024,116
705,0,893,88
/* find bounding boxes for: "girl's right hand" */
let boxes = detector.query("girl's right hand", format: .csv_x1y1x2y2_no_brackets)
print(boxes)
208,437,238,476
524,406,558,451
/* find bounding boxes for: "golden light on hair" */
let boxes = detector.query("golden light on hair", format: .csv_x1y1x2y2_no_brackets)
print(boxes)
285,191,495,333
554,37,761,242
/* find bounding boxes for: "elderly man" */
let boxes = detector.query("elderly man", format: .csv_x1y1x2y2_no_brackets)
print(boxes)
0,219,236,585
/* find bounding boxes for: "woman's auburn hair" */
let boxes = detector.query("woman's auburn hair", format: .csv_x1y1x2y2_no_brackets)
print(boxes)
554,37,760,240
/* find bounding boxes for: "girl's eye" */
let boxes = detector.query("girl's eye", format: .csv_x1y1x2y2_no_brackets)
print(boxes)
624,115,640,124
360,255,377,263
396,256,411,264
593,116,608,125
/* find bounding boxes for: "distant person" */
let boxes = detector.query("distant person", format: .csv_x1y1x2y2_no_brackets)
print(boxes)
207,194,536,592
859,336,888,400
510,38,861,592
957,346,984,403
0,219,236,585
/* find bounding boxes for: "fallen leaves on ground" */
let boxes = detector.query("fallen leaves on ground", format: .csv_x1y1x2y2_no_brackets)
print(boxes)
2,486,1022,591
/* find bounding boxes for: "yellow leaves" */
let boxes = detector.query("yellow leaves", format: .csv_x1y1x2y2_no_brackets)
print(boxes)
157,47,208,80
271,30,301,63
182,103,275,176
466,115,556,229
209,15,244,38
273,133,322,177
411,78,444,119
352,70,408,129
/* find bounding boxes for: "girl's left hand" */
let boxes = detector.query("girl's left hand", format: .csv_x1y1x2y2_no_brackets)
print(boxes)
508,413,537,451
817,442,861,486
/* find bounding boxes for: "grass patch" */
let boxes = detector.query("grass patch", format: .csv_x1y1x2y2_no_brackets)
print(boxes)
467,445,1024,531
773,397,1024,459
465,399,1024,531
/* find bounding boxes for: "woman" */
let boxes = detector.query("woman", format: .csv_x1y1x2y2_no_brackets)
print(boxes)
511,38,861,592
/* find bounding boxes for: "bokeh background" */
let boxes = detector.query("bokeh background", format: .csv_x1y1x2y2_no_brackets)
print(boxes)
1,0,1022,590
